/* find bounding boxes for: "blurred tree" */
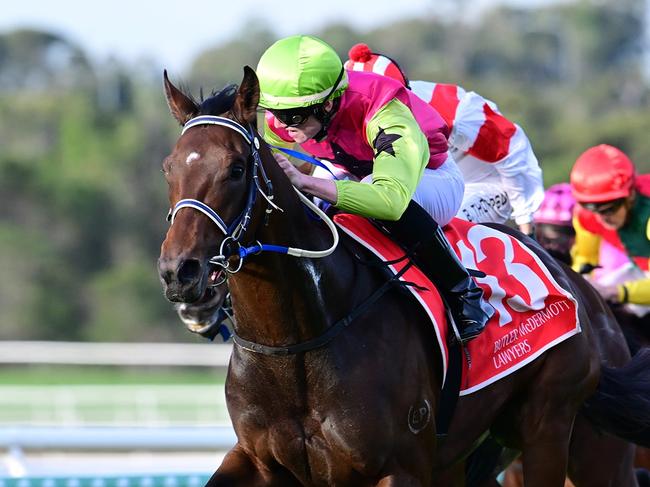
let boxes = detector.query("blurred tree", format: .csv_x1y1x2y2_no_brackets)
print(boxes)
187,19,276,94
2,0,650,342
85,260,183,342
0,28,94,92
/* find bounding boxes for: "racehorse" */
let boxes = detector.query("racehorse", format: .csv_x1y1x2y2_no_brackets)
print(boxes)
158,66,650,486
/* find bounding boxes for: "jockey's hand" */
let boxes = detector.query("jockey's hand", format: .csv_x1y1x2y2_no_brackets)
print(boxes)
273,151,339,204
579,263,602,275
590,281,620,303
274,152,306,189
518,222,534,237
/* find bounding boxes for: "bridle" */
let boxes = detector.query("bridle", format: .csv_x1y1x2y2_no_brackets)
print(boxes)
165,113,410,356
167,114,339,278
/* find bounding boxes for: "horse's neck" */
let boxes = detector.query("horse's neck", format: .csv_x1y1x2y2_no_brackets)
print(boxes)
228,187,357,347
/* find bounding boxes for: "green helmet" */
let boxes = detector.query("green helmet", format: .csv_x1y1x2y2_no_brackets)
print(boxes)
257,35,348,110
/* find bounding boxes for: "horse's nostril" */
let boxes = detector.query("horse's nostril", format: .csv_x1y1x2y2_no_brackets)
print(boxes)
161,269,175,285
177,259,202,285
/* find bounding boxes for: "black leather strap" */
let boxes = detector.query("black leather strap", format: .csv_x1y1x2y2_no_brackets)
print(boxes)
436,335,463,436
232,258,414,356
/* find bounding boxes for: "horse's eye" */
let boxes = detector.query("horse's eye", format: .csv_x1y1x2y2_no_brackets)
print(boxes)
230,164,245,180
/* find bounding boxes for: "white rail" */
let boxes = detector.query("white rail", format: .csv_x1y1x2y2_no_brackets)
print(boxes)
0,341,232,367
0,426,236,477
0,384,230,426
0,342,237,478
0,426,236,451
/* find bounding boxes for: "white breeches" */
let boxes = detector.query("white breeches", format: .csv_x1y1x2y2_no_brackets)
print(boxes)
314,154,465,226
410,157,465,226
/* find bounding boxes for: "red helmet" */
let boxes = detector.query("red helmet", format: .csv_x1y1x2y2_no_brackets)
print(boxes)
570,144,635,203
344,43,409,87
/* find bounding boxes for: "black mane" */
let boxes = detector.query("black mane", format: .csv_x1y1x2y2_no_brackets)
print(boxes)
177,81,257,128
199,84,238,116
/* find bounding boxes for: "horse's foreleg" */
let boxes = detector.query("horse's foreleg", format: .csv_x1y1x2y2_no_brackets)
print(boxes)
375,473,424,486
516,406,577,487
518,398,577,486
205,444,297,487
520,440,570,487
205,445,264,487
567,414,636,487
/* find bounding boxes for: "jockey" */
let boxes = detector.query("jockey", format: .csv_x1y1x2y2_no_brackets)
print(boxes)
257,35,493,342
344,43,544,235
570,144,650,305
533,183,576,264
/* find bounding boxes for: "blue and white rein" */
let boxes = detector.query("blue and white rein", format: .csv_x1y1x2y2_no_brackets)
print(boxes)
167,115,339,276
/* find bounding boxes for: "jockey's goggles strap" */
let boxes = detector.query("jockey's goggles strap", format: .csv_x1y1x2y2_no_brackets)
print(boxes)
269,145,339,180
322,67,345,104
310,68,344,142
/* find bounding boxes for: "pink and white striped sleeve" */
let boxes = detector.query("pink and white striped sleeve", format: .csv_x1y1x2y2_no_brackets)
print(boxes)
411,81,544,224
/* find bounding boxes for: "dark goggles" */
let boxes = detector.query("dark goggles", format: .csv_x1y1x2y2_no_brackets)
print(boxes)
581,198,626,216
269,67,345,128
270,106,319,127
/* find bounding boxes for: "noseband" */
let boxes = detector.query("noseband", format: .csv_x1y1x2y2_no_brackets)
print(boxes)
166,115,339,278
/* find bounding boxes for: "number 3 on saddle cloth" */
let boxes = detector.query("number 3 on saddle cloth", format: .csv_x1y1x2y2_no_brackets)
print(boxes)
333,214,581,395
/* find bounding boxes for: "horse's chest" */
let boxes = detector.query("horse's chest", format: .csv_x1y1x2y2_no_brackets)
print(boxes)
226,356,396,483
234,406,383,484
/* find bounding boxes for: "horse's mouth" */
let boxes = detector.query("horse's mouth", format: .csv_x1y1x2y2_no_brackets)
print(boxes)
175,269,228,333
208,268,225,288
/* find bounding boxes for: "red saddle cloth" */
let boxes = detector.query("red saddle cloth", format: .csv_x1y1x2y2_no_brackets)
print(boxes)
333,214,581,395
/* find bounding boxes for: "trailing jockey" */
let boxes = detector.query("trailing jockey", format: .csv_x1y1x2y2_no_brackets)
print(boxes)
344,43,544,236
259,35,494,342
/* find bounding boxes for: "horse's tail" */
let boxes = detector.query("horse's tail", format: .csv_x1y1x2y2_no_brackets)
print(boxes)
582,349,650,447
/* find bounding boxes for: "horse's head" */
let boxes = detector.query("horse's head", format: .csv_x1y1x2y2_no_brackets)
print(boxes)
158,67,261,303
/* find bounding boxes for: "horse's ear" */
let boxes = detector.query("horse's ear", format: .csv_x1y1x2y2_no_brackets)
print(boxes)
163,70,199,126
232,66,260,125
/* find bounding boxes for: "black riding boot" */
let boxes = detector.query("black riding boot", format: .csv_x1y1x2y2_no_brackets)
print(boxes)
380,201,494,343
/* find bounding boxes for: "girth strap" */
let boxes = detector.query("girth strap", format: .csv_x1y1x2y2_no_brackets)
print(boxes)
232,256,414,356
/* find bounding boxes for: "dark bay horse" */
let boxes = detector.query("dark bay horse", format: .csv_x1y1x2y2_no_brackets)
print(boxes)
158,66,650,486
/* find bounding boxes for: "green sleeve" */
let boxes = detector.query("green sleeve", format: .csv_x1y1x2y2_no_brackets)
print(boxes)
333,99,430,221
